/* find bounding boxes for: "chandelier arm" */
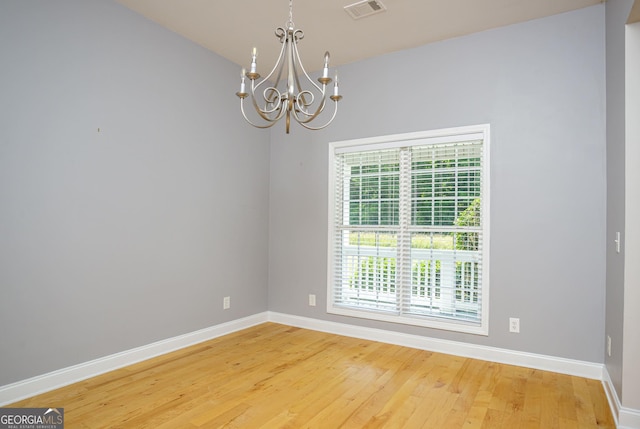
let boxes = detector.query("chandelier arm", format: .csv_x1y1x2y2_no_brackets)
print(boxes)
289,40,328,121
254,27,289,93
291,33,330,121
296,101,339,130
260,86,284,115
293,91,328,124
270,63,285,97
291,30,324,94
250,81,284,120
240,98,282,129
249,26,290,121
291,60,321,117
290,32,312,111
294,89,316,116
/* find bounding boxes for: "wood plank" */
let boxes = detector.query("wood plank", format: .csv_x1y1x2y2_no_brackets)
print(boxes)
8,323,616,428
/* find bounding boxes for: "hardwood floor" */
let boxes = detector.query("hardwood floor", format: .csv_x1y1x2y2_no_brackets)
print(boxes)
9,323,615,428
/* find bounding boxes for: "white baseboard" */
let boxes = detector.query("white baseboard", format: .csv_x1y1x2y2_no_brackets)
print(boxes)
603,367,623,427
267,312,604,379
0,312,268,406
604,367,640,429
620,407,640,429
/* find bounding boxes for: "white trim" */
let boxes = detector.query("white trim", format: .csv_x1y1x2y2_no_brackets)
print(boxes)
604,366,623,427
268,312,603,380
620,407,640,429
481,124,491,336
327,306,488,336
625,21,640,426
0,313,268,406
605,367,640,429
331,125,489,154
327,124,491,335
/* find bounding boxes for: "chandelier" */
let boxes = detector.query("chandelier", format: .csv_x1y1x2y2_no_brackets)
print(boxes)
236,0,342,134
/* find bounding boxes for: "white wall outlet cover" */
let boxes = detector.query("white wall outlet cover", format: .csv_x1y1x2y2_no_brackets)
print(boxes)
509,317,520,333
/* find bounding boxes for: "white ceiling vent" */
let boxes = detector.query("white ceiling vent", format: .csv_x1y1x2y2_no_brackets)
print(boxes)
344,0,387,20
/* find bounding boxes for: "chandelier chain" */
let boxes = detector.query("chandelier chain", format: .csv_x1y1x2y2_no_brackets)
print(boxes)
287,0,294,28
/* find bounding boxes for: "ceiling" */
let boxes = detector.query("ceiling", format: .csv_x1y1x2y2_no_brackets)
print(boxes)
116,0,603,73
630,0,640,23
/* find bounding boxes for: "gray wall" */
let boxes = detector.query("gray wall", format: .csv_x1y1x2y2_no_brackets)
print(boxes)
269,5,607,363
0,1,270,386
605,0,633,402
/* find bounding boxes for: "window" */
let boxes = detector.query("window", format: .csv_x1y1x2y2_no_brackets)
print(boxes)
327,125,490,335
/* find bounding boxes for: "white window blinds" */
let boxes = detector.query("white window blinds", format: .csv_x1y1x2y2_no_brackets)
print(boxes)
328,126,489,334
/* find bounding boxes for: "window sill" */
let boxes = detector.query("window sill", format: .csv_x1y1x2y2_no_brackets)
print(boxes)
328,305,489,336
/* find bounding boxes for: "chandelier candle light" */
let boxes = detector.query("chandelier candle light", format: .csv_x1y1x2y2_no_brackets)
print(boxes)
236,0,342,133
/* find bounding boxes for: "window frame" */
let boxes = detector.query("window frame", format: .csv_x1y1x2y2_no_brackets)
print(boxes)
327,125,490,335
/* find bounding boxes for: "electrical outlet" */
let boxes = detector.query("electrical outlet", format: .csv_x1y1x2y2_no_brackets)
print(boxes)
509,317,520,333
309,294,316,307
223,296,230,310
615,232,621,253
607,335,612,357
